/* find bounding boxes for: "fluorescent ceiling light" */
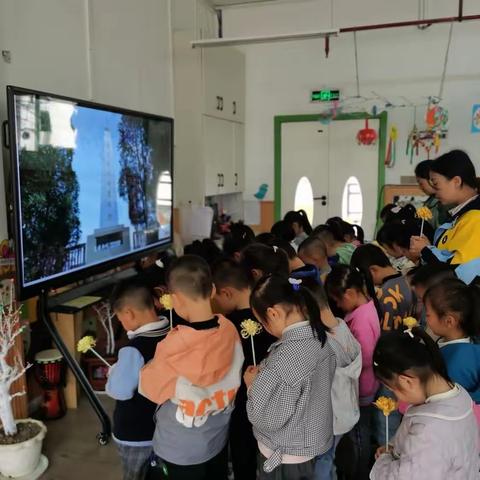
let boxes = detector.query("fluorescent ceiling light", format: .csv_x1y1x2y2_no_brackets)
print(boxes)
191,29,339,48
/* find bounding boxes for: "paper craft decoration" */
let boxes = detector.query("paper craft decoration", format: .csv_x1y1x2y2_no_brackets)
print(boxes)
240,319,263,366
374,396,398,452
161,294,173,330
77,336,111,367
416,206,433,237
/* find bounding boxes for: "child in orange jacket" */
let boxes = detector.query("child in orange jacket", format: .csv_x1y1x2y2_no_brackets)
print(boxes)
139,255,244,480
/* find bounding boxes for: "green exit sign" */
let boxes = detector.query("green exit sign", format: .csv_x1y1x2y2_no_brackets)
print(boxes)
311,89,340,102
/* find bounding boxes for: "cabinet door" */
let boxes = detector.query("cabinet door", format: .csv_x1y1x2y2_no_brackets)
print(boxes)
203,47,245,122
203,116,235,196
233,123,245,192
203,47,230,120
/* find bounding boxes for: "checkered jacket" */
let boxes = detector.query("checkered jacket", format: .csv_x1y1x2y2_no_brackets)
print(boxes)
247,321,336,473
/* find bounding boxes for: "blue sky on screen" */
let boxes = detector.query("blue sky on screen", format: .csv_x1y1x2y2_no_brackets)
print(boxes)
71,107,130,243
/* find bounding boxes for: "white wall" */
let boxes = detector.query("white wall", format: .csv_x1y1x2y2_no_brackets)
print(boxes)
0,0,174,240
222,0,480,201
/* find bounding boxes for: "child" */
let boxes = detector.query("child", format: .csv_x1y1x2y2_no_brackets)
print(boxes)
377,219,434,270
211,259,276,480
423,278,480,424
139,255,244,480
303,278,362,480
315,225,356,265
106,279,170,480
415,159,450,229
370,328,479,478
283,209,313,248
410,264,455,331
351,244,415,332
325,265,381,480
223,222,255,262
239,243,289,286
245,274,335,479
298,236,332,283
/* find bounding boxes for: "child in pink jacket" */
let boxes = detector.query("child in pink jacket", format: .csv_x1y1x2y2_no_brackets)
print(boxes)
326,265,381,480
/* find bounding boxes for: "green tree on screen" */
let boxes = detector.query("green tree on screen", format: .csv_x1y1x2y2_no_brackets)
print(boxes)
20,145,81,282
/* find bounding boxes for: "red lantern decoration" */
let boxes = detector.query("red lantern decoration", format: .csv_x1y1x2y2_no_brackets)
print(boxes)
356,119,378,145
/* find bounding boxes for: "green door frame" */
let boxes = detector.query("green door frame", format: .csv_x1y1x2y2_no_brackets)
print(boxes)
274,111,388,226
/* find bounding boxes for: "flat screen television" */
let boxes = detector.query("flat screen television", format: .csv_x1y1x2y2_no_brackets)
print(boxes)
6,86,173,300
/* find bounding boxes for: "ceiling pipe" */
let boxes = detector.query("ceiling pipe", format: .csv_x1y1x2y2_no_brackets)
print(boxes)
458,0,464,22
340,13,478,33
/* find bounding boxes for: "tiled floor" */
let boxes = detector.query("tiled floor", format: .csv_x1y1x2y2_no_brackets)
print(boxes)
41,395,122,479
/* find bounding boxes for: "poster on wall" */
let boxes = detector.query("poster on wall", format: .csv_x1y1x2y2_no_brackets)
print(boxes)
471,104,480,133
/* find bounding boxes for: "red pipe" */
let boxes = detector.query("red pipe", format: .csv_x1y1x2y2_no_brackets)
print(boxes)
340,13,480,33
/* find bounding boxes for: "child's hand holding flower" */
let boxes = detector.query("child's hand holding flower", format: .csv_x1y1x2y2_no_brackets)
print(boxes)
243,365,259,389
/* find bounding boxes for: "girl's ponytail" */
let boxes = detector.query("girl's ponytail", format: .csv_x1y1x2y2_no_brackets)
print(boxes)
251,274,329,345
373,326,451,386
296,284,327,345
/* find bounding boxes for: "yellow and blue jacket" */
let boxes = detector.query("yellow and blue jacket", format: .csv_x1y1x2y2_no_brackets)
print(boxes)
422,196,480,266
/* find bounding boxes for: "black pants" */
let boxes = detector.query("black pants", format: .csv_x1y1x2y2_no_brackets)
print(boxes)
147,445,228,480
257,453,315,480
229,400,257,480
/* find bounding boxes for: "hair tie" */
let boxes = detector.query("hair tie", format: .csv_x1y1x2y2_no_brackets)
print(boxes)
288,277,302,291
273,245,278,253
403,317,417,339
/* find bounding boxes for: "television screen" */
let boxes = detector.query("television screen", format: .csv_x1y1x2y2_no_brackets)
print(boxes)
7,86,173,299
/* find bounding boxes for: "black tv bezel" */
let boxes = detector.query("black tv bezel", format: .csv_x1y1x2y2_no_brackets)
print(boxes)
6,85,174,300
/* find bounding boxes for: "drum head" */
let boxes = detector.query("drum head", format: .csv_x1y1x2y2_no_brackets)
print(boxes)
35,349,63,363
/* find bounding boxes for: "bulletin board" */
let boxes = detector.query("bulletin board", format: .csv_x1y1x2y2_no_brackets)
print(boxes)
383,184,427,208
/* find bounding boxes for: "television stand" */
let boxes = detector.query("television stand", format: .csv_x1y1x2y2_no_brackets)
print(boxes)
37,290,112,446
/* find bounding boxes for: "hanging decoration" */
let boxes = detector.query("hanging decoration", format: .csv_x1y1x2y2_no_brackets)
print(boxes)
356,119,378,145
406,99,448,162
385,125,398,168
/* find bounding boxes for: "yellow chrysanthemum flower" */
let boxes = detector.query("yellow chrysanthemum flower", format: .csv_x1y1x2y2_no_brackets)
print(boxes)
403,317,418,330
77,335,96,354
416,206,433,221
374,396,398,416
240,319,263,339
160,294,173,311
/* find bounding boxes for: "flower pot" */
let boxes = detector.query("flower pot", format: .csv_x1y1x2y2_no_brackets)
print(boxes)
0,419,47,478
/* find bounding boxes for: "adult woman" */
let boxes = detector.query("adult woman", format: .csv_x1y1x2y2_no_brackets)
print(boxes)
410,150,480,265
414,159,450,229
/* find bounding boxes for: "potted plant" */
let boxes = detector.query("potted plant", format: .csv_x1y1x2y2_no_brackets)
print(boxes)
0,286,47,478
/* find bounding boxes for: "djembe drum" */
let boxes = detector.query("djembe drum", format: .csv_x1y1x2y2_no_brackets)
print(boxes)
34,349,66,420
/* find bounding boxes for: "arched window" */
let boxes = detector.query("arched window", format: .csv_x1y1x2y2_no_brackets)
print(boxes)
342,176,363,225
294,176,314,225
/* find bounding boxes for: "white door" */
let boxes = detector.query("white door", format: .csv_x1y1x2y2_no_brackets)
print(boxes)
281,119,379,240
281,122,330,227
328,119,379,240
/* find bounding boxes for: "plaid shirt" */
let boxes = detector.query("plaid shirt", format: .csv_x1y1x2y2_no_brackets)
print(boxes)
247,321,336,473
